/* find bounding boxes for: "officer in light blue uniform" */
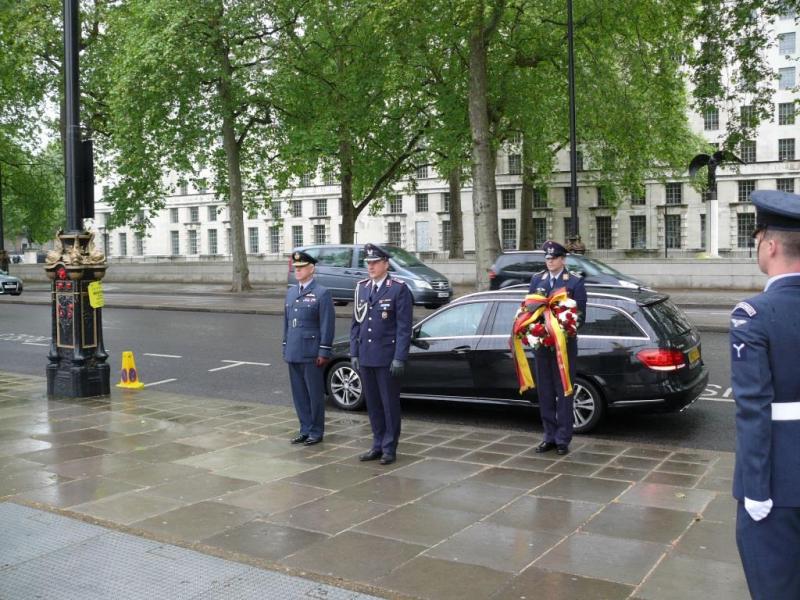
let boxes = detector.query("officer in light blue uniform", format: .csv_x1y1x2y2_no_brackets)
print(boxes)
283,250,335,445
528,240,587,456
350,243,413,465
731,190,800,600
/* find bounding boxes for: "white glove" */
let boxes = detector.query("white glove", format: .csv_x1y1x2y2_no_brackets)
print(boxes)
744,497,773,521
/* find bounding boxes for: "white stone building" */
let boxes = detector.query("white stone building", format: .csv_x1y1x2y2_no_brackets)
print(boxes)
94,10,798,260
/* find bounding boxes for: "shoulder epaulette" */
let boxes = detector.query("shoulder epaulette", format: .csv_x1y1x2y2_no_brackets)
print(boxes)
358,278,370,285
389,277,405,285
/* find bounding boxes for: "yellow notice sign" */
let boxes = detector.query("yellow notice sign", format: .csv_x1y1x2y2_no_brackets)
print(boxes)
88,281,104,308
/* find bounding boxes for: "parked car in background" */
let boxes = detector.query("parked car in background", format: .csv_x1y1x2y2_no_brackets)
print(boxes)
288,244,452,308
0,270,23,296
324,286,707,434
489,250,648,290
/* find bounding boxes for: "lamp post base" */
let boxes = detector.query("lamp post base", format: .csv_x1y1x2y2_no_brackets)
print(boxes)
46,362,110,398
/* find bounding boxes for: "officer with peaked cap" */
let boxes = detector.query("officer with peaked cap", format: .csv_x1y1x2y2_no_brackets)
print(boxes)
350,243,413,465
528,240,587,456
283,250,335,445
731,190,800,600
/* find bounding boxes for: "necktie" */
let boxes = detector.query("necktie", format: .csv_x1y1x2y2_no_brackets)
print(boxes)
299,285,304,294
370,284,379,302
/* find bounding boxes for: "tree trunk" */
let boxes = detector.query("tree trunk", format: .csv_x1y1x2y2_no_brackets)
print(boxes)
338,134,355,243
218,44,251,292
468,18,501,290
447,167,464,258
519,135,534,249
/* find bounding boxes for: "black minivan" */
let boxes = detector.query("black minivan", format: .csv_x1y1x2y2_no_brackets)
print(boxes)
288,244,453,308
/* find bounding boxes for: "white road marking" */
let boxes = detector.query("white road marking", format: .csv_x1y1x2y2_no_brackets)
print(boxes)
22,342,49,346
208,360,271,372
700,396,734,403
143,353,182,359
144,378,177,387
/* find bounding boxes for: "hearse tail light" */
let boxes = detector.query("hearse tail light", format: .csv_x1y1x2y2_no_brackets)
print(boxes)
636,348,686,371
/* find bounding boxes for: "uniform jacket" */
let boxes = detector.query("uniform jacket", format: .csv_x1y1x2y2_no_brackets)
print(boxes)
528,269,588,329
350,277,413,368
283,279,335,364
732,274,800,506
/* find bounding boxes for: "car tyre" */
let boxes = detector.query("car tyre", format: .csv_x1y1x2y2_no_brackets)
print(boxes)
10,291,21,296
572,376,605,434
326,361,364,410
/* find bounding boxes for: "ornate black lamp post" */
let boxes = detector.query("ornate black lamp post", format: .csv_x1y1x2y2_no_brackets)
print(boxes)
688,150,743,257
45,0,109,397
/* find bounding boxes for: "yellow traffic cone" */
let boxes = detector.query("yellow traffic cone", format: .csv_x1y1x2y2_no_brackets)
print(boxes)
117,351,145,389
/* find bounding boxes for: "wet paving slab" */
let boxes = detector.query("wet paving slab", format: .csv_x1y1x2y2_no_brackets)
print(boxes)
0,371,746,599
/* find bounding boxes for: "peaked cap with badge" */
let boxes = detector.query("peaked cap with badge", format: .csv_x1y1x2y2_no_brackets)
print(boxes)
291,250,317,267
752,189,800,232
542,240,567,259
363,243,390,262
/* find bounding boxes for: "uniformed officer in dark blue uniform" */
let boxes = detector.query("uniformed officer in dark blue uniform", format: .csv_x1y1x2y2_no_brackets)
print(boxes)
283,250,335,445
528,240,587,455
350,244,413,465
731,190,800,600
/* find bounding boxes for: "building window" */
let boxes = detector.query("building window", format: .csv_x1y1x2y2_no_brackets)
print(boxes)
270,202,281,219
179,182,188,195
187,230,198,255
777,178,795,193
208,229,218,255
189,206,199,223
247,227,259,253
170,231,180,255
573,150,584,171
779,32,796,55
779,102,796,125
290,200,302,217
564,187,575,207
532,187,548,208
780,8,797,20
501,189,516,210
737,213,756,248
564,217,574,239
597,187,611,207
134,232,144,256
665,182,683,205
269,226,281,253
442,192,451,213
315,198,328,217
700,214,706,250
779,67,796,90
630,216,646,249
596,216,612,249
631,190,646,206
300,173,313,187
387,195,402,214
197,181,207,194
118,233,127,256
501,219,517,250
703,106,719,130
415,193,429,212
226,229,232,254
738,180,756,203
207,206,217,221
532,218,547,247
292,225,303,248
323,173,337,186
170,207,179,223
665,214,681,249
740,140,757,163
441,221,451,250
779,138,795,161
507,154,521,175
387,222,402,246
314,224,326,244
740,105,757,127
416,164,428,179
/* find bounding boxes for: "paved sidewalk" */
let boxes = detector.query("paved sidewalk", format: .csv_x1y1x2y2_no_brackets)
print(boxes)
0,371,744,599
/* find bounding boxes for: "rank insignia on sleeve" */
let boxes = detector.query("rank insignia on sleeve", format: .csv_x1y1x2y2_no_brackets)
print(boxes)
731,318,748,328
732,342,747,361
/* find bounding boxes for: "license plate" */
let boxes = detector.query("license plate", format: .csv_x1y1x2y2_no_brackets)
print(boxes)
687,346,700,365
437,292,449,298
2,283,14,288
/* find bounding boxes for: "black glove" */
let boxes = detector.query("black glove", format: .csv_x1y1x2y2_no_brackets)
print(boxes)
390,359,405,378
351,357,360,371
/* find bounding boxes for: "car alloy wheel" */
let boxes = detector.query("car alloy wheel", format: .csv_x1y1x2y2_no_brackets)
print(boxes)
572,377,605,434
327,362,364,410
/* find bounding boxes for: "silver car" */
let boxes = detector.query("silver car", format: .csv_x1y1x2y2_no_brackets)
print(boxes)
0,270,23,296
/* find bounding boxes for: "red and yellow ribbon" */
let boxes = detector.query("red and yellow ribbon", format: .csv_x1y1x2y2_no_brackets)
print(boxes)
511,287,573,396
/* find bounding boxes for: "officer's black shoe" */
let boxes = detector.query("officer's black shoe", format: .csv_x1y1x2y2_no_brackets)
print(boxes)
359,449,382,461
304,437,323,446
535,441,557,454
290,434,309,445
556,445,569,456
379,454,396,465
